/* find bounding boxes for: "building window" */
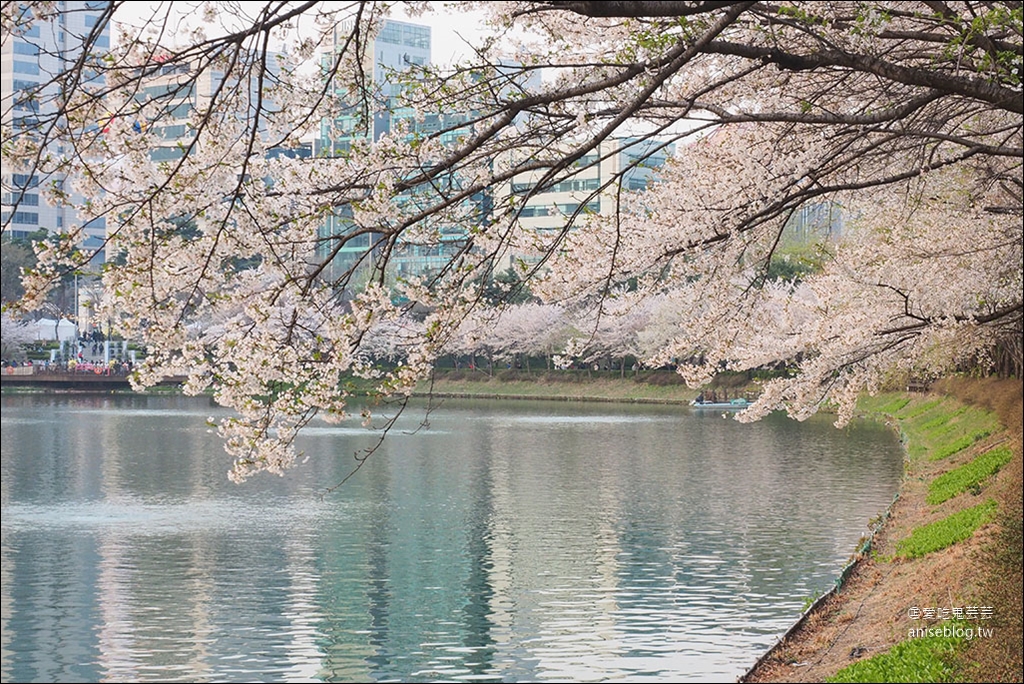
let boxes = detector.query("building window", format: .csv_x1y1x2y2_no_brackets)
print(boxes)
160,63,190,76
344,234,370,248
573,154,599,168
11,211,40,225
551,178,600,193
166,102,192,118
14,97,40,112
13,117,40,129
12,80,40,94
150,146,185,161
12,174,40,189
14,41,39,56
13,61,40,75
143,83,193,100
157,124,189,139
557,201,600,214
2,192,40,206
402,25,430,49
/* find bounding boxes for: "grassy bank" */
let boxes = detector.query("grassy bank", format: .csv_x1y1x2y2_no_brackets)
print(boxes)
852,381,1022,683
745,377,1022,683
415,368,746,403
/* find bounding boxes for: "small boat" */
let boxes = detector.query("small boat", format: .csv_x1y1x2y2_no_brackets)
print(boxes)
689,397,751,410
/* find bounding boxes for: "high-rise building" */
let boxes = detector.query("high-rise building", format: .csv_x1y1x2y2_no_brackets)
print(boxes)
318,18,431,158
318,22,670,289
317,19,438,282
499,137,675,271
128,52,304,164
1,1,112,258
316,19,551,285
509,138,674,226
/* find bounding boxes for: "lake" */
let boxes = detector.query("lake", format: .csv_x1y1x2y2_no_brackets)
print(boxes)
0,393,903,682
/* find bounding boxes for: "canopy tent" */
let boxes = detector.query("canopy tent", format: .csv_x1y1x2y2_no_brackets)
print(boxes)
31,318,78,343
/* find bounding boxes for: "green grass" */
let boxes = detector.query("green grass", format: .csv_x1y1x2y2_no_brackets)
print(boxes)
858,395,999,463
895,500,998,559
880,397,911,414
868,395,912,415
927,447,1013,505
918,405,968,430
418,369,700,403
879,397,1001,462
928,429,993,461
826,627,966,682
896,398,946,420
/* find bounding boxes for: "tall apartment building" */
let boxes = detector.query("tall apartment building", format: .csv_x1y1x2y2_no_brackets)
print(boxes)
1,1,112,257
129,52,304,164
318,19,440,282
317,19,560,284
500,137,675,270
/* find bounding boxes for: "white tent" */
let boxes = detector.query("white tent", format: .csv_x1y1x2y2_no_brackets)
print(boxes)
32,318,78,342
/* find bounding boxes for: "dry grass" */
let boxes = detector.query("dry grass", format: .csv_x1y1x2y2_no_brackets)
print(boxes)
939,378,1023,683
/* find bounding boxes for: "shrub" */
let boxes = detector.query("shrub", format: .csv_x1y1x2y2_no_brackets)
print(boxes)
826,627,966,683
895,500,998,559
929,429,993,461
927,447,1013,505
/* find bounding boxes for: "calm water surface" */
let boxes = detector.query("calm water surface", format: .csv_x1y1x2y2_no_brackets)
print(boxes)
1,394,903,682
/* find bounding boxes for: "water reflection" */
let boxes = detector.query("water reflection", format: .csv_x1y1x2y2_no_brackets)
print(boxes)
1,395,903,682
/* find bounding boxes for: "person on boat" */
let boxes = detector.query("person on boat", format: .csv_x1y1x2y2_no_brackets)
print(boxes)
696,392,705,404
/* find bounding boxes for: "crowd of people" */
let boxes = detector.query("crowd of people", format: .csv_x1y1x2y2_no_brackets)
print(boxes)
2,356,135,376
3,329,134,376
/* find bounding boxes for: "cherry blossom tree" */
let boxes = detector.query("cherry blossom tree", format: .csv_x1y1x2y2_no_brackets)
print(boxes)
357,315,429,366
2,1,1020,479
0,311,35,360
556,292,652,375
483,302,570,371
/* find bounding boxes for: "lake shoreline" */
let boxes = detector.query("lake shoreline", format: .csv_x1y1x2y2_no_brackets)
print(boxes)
415,372,1020,683
741,377,1022,683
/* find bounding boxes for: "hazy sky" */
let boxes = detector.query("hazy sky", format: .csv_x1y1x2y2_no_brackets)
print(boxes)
111,2,492,67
